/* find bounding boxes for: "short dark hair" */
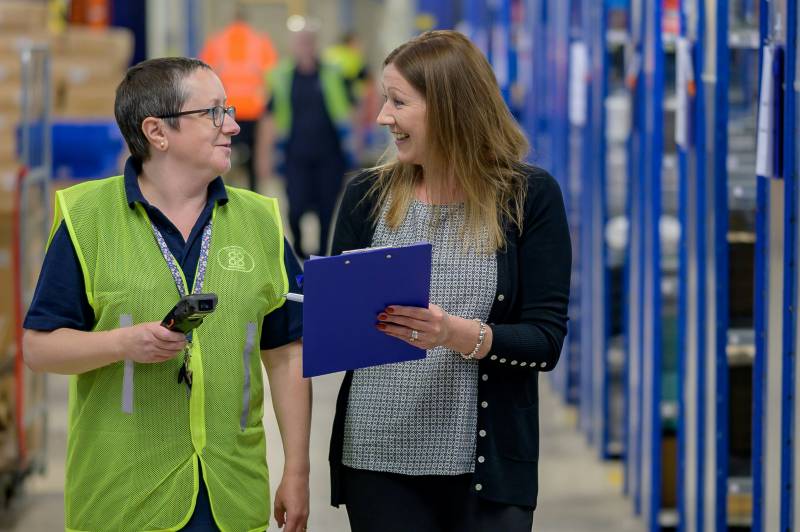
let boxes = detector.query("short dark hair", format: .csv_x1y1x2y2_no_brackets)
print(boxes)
114,57,211,173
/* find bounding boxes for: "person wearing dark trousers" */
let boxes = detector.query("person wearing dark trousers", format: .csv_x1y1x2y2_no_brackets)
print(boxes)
328,31,572,531
257,27,352,258
284,148,345,261
22,58,310,532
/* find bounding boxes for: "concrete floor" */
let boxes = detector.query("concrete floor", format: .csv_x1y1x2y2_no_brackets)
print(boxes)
1,370,643,532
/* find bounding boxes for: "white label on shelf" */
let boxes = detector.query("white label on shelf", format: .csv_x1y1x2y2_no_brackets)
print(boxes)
569,41,589,127
491,24,509,88
756,45,775,178
675,37,694,148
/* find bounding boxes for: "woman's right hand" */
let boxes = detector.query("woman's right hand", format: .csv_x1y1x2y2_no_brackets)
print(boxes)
116,322,187,364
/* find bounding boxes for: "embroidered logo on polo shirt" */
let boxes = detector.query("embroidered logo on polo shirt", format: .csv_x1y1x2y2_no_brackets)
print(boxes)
217,246,254,272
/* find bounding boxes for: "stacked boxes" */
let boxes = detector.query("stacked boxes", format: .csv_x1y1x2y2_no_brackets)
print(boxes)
0,9,50,460
52,26,133,118
0,184,15,474
0,1,44,474
0,1,48,32
0,1,132,475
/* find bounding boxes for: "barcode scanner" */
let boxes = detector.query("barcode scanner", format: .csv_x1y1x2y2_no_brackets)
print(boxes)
161,293,218,334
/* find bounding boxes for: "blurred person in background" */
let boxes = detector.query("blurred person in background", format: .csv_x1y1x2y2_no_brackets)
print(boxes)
22,57,310,532
256,26,352,259
200,3,278,192
328,31,571,532
323,31,369,106
324,31,379,167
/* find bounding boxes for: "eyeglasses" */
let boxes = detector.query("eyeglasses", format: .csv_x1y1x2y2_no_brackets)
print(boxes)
157,105,236,128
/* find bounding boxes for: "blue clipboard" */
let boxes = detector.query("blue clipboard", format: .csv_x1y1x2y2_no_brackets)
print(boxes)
301,242,432,377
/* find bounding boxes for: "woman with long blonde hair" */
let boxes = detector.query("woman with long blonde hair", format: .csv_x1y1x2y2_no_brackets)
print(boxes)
328,30,571,531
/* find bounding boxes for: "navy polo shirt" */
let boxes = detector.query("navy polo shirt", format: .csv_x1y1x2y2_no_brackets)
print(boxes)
24,158,303,350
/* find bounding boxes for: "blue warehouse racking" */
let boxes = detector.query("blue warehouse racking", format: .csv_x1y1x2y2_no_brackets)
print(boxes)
752,0,798,530
414,0,796,529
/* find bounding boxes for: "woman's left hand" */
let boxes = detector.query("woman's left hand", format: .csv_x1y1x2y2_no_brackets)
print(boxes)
376,304,451,350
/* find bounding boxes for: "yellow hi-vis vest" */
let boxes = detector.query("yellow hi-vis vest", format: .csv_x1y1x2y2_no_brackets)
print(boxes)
51,175,288,532
267,59,352,141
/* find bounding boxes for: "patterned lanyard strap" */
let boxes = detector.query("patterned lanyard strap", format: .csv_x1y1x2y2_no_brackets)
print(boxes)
150,219,213,297
149,218,213,391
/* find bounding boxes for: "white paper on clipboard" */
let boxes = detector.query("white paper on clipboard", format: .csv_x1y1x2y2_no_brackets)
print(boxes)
756,45,774,178
675,37,693,148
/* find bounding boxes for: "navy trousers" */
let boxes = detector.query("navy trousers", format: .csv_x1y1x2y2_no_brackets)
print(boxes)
341,466,535,532
284,151,345,257
181,468,220,531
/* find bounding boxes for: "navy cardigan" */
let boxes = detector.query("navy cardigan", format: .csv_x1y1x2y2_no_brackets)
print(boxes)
328,164,572,509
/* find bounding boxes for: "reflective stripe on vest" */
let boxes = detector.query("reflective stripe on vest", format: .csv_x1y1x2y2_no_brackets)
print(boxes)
119,314,134,414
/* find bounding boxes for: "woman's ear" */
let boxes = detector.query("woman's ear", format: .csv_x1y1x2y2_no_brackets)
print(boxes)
142,117,168,151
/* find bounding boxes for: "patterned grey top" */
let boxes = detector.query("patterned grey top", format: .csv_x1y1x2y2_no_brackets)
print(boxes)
342,198,498,475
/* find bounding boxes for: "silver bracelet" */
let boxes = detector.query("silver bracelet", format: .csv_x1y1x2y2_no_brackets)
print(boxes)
461,319,486,360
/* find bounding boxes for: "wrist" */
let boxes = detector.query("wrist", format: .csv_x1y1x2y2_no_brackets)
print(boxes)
473,323,493,359
460,319,487,360
283,460,310,478
108,328,127,363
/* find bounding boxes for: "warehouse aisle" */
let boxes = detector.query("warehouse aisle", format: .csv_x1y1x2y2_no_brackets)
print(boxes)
4,370,643,532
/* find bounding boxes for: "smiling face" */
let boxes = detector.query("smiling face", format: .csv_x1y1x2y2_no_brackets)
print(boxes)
166,68,240,178
377,63,428,167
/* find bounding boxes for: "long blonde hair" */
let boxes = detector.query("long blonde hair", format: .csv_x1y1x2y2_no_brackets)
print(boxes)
369,30,529,252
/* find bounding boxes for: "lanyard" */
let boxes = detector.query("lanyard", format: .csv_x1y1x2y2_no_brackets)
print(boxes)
147,213,214,391
149,219,213,297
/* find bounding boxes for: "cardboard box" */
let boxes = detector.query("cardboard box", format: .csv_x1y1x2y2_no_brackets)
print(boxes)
0,109,21,132
0,83,21,113
0,126,18,165
53,57,125,90
0,33,50,55
59,85,116,118
0,1,48,33
0,54,21,84
51,27,133,71
0,83,47,121
0,192,14,382
0,374,17,472
0,163,19,193
661,434,678,509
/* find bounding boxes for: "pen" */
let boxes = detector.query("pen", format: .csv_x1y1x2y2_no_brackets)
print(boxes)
284,293,304,303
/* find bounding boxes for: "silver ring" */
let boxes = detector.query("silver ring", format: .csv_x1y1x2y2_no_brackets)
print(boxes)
410,329,419,341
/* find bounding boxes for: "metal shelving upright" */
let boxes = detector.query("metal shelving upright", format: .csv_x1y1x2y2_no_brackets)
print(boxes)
577,0,608,455
752,0,798,530
791,0,800,523
574,0,629,460
625,0,687,527
602,0,633,460
625,0,669,528
3,43,51,504
526,0,576,403
547,0,578,404
677,0,763,528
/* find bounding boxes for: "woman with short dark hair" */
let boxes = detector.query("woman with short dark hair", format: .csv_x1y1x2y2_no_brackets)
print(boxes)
24,57,310,532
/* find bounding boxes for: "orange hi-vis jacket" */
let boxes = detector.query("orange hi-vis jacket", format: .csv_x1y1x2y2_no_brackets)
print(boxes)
200,21,278,121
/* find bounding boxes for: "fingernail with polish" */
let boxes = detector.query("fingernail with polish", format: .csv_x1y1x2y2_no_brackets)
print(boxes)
378,313,388,320
376,323,387,330
385,307,394,314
